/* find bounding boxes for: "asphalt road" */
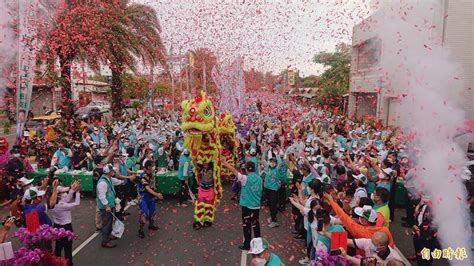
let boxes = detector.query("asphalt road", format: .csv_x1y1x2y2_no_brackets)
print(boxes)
1,183,452,266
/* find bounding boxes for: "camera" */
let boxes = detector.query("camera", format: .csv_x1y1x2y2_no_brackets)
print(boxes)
1,216,20,226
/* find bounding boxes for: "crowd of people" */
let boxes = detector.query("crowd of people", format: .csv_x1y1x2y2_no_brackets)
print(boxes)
0,91,472,266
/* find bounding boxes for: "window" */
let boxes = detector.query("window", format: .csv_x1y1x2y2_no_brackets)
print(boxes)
355,37,381,70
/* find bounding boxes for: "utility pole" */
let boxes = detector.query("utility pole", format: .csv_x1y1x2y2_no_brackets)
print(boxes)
186,63,190,98
203,61,207,93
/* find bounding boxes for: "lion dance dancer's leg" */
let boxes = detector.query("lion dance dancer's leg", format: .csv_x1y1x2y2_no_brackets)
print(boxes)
194,184,215,228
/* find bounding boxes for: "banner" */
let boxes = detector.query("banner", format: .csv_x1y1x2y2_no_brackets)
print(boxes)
16,0,36,139
211,57,245,119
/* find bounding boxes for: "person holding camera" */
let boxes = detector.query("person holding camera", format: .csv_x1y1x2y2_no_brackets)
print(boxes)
331,231,403,266
0,216,15,244
222,160,263,251
290,179,323,265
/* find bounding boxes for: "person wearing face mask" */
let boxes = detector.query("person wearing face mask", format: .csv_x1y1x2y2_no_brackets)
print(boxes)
223,160,263,251
322,193,395,248
246,148,259,175
248,237,282,266
291,179,322,264
376,168,393,192
177,149,193,208
334,231,403,265
277,151,288,212
137,161,163,238
372,187,390,228
51,143,73,170
5,147,25,180
71,139,89,170
300,164,315,198
350,173,368,208
155,142,169,171
411,195,439,265
263,156,280,228
50,181,81,266
90,127,108,146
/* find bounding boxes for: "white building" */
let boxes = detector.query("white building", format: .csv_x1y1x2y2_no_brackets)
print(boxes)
348,0,473,126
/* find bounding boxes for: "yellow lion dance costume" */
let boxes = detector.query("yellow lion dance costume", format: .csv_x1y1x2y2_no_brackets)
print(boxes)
181,91,223,229
217,113,237,180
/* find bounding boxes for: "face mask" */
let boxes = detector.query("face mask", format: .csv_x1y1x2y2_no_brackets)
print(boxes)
13,153,20,158
251,258,267,266
124,142,130,147
306,186,311,195
74,143,81,147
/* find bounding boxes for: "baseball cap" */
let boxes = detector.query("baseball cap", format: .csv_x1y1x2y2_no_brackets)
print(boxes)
318,174,331,184
248,237,269,255
382,168,393,176
103,164,117,174
24,187,46,201
18,177,34,186
354,205,378,223
353,174,368,185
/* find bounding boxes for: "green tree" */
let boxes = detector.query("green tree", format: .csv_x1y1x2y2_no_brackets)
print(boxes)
313,43,351,105
300,75,320,88
122,73,149,102
88,0,166,118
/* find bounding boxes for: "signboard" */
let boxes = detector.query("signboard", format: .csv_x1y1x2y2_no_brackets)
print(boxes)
16,0,36,139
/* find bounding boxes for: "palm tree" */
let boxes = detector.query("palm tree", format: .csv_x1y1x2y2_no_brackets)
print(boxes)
38,0,108,134
89,0,166,119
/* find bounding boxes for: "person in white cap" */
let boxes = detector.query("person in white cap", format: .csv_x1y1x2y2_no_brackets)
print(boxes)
350,173,368,208
50,181,81,265
96,164,129,248
248,237,282,266
23,180,60,252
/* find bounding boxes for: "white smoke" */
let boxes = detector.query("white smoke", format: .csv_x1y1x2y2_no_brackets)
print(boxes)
0,0,18,109
369,0,471,263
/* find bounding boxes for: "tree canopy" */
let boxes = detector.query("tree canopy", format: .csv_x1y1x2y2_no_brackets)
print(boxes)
313,43,351,105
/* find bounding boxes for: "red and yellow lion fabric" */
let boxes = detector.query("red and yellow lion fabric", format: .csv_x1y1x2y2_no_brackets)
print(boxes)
181,91,222,229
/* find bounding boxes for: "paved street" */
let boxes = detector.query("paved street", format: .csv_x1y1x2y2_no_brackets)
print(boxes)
2,183,450,265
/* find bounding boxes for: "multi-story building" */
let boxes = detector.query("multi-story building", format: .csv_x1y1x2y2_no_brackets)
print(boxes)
348,0,473,127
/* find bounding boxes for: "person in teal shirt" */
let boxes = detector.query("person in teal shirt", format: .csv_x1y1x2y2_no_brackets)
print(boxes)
248,237,283,266
155,143,169,171
277,153,288,212
222,160,262,251
52,143,72,170
263,157,280,228
300,164,315,197
245,148,259,175
177,149,193,207
317,211,344,254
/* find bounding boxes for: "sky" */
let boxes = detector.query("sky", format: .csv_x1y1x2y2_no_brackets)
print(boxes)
136,0,373,77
